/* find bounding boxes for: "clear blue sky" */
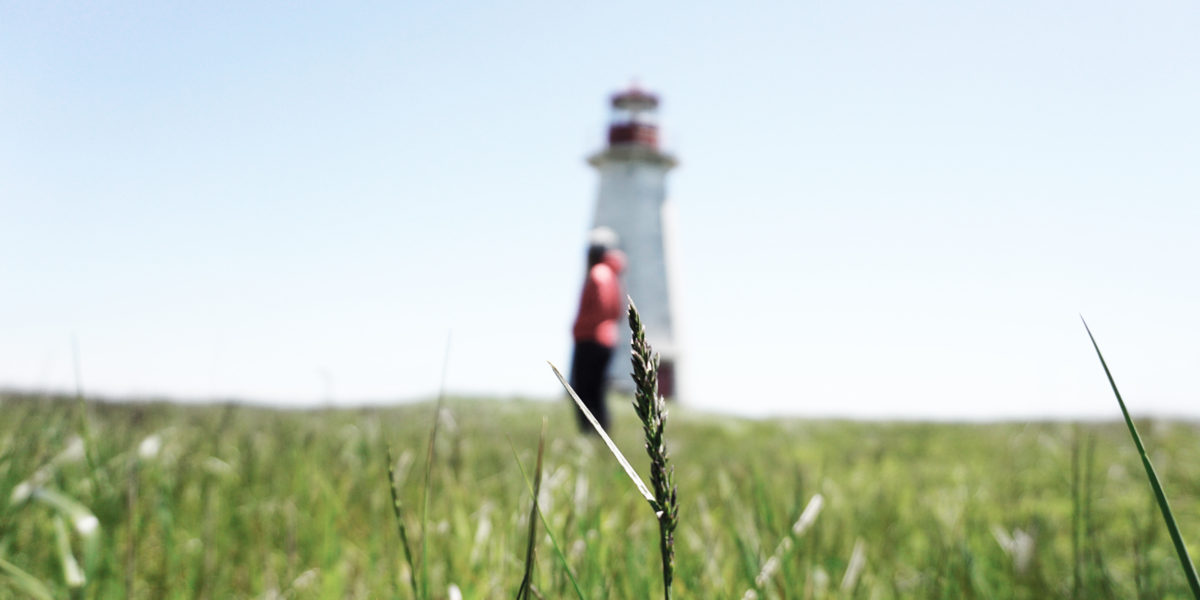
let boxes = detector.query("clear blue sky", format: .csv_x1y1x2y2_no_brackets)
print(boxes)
3,2,1197,418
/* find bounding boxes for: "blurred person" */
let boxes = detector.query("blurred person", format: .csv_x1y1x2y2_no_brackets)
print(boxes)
570,228,626,433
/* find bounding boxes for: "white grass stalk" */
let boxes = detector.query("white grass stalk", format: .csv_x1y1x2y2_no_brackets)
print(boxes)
840,538,866,592
53,516,86,589
792,494,824,536
992,525,1035,574
548,361,656,506
742,493,824,599
33,488,99,538
138,434,163,460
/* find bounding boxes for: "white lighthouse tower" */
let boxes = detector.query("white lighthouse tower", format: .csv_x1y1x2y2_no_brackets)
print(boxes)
587,86,682,399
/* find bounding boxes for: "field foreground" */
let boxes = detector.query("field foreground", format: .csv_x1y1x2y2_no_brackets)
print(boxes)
2,393,1199,599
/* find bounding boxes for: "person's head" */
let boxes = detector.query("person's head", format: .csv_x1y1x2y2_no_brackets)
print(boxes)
587,244,607,267
586,227,619,266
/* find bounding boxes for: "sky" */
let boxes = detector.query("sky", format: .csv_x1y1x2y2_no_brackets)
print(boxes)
2,2,1198,419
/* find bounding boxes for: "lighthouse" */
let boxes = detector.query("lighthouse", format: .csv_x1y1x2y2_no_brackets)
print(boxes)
587,86,682,399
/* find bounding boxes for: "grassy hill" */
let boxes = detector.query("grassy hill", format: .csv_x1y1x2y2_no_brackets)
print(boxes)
2,392,1198,598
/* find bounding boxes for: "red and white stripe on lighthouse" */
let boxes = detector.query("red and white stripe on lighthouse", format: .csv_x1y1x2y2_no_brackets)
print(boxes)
587,85,682,399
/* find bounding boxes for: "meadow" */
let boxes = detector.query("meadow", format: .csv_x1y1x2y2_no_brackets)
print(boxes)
2,388,1199,599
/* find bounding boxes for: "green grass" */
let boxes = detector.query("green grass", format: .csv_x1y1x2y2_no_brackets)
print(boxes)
1084,319,1200,597
2,392,1199,598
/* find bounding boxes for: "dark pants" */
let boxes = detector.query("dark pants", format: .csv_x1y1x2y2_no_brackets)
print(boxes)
569,340,613,433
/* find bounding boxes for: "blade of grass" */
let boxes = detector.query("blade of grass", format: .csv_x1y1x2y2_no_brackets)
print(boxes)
420,331,452,600
53,515,86,589
126,457,138,598
387,444,419,599
72,333,83,401
507,434,586,600
515,418,547,600
840,538,866,592
1071,424,1082,600
741,493,825,599
0,556,55,600
548,362,655,507
71,335,100,478
32,488,99,539
1082,317,1200,598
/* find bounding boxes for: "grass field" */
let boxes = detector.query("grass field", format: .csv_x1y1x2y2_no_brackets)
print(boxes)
2,391,1199,598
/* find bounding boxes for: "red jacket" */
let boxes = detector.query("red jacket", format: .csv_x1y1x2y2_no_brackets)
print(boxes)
572,250,626,347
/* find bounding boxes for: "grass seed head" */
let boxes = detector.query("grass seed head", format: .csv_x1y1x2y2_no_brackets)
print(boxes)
628,298,679,599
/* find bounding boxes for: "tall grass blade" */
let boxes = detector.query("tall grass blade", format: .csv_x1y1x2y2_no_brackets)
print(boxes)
0,556,55,600
515,418,547,600
741,493,825,599
840,538,866,592
53,515,86,589
32,488,99,538
1071,424,1082,600
1082,317,1200,598
126,457,138,598
420,331,452,600
387,444,419,599
71,335,99,476
507,435,586,600
548,362,655,506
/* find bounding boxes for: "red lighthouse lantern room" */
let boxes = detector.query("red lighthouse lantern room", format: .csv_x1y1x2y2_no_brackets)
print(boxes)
607,87,660,149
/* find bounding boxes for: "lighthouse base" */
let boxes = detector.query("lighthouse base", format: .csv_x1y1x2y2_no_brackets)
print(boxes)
658,359,676,400
609,357,677,401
